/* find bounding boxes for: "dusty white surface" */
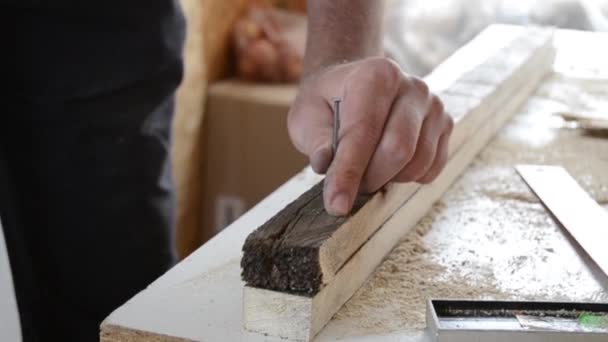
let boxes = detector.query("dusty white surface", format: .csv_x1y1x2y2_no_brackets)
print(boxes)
0,219,22,342
102,27,608,342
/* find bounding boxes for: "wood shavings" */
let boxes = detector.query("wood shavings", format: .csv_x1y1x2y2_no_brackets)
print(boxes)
334,202,514,332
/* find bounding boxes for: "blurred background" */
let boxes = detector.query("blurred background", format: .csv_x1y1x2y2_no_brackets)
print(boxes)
384,0,608,77
173,0,608,259
231,0,608,82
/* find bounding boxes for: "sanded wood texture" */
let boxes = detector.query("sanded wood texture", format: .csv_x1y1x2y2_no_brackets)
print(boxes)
242,27,556,341
241,27,556,296
101,325,194,342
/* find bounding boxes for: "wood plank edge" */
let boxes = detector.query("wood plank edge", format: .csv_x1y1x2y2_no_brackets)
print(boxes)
100,324,196,342
515,164,608,278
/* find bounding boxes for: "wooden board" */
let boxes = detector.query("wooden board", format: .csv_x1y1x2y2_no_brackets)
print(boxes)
516,165,608,278
173,0,209,260
554,111,608,134
101,24,584,342
241,27,555,296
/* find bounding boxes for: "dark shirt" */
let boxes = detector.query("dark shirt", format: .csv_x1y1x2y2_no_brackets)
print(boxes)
6,1,186,101
2,3,186,341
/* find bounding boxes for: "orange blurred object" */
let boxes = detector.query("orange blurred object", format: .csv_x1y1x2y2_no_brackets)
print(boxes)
232,1,307,83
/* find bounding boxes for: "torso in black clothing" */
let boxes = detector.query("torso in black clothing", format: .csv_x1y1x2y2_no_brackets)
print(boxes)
5,0,186,101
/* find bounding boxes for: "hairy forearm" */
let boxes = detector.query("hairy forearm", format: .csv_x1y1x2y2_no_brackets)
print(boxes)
303,0,385,75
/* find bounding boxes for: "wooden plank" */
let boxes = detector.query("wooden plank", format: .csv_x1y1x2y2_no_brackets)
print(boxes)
241,27,555,295
242,29,556,341
173,0,209,259
101,325,194,342
553,111,608,133
516,165,608,278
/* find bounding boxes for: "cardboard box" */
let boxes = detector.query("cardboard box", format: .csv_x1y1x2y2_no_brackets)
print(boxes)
201,80,307,242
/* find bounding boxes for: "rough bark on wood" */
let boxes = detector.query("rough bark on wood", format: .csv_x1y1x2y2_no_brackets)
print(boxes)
241,182,370,294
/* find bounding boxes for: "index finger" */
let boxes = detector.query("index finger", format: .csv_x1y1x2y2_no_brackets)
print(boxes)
323,59,401,216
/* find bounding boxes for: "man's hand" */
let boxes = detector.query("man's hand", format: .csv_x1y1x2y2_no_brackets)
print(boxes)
288,57,453,216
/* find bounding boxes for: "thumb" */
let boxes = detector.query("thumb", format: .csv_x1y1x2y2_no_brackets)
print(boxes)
287,97,334,174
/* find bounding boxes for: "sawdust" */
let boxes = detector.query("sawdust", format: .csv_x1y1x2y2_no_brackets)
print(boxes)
334,202,514,332
332,72,608,335
484,73,608,203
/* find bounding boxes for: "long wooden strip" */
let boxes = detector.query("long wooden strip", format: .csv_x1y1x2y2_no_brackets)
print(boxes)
243,30,556,341
241,27,555,295
516,165,608,278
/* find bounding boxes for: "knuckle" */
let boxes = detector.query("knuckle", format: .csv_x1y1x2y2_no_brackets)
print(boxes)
421,159,447,184
395,166,416,183
444,114,455,133
399,139,436,182
383,133,415,166
418,134,436,153
364,57,402,91
429,94,445,116
416,138,437,171
411,76,430,97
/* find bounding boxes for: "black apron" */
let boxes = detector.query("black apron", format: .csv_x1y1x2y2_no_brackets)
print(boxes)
0,2,185,341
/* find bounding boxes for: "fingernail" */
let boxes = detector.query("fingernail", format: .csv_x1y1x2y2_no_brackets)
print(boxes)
330,193,350,216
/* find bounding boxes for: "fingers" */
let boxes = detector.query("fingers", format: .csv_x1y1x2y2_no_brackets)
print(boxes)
417,130,451,184
287,56,453,217
393,95,448,182
287,63,355,174
359,81,428,193
287,97,334,174
323,59,401,216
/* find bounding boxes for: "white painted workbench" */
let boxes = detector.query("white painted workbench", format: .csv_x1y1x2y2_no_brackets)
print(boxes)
101,25,608,341
0,219,22,342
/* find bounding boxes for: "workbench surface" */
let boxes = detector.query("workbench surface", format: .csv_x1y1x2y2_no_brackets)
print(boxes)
101,25,608,342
